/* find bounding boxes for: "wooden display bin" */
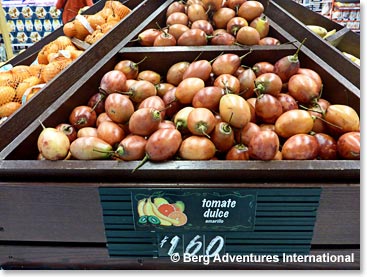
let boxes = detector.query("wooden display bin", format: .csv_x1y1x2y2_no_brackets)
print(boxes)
0,0,170,152
1,0,145,67
267,0,360,88
0,0,360,270
0,46,360,269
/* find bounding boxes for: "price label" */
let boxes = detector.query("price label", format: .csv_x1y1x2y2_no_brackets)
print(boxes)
158,233,226,258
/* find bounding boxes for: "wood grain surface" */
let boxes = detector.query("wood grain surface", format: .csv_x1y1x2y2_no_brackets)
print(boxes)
0,183,359,244
0,245,359,270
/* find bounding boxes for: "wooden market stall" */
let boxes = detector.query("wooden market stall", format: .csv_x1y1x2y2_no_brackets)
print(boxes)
0,0,360,270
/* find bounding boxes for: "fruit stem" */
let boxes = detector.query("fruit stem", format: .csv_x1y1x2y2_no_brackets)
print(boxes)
235,5,240,15
118,90,133,96
220,122,232,135
312,115,343,130
92,148,114,157
228,112,234,125
114,145,125,158
221,80,233,94
292,38,307,61
311,101,326,116
253,82,264,97
76,117,87,126
299,104,324,116
135,56,148,66
198,124,211,139
206,5,211,15
152,109,161,120
130,37,141,43
132,154,150,173
99,87,108,95
156,22,169,36
236,143,248,151
209,52,224,64
38,119,46,130
175,120,184,130
193,51,203,62
159,103,173,113
91,94,105,112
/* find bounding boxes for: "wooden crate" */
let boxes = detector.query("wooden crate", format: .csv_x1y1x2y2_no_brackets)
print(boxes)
1,0,141,67
267,0,360,88
0,182,360,269
0,0,170,152
0,47,360,269
0,0,360,270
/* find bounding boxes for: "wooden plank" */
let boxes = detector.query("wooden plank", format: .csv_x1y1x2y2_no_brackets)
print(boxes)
312,187,360,245
0,185,106,243
0,0,139,67
266,0,360,88
0,183,359,245
108,244,156,251
257,189,322,196
272,0,360,58
0,245,359,269
0,160,360,182
271,0,344,31
0,0,170,153
226,232,313,239
226,239,312,244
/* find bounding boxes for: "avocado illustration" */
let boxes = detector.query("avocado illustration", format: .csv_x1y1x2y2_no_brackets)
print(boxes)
174,201,185,212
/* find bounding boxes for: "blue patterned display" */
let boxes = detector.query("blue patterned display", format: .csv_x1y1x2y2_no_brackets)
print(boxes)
1,2,62,46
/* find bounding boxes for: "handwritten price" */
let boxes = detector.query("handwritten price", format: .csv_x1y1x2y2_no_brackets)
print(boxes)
160,234,225,259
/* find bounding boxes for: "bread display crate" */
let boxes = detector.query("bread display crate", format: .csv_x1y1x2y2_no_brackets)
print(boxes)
0,0,360,270
268,0,360,88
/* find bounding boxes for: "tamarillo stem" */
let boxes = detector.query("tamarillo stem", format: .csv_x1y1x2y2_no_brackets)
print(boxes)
132,154,150,173
135,56,148,66
38,120,46,130
209,51,224,64
311,115,343,130
299,104,325,116
291,38,307,62
99,87,108,95
239,48,253,60
92,148,114,157
198,124,211,139
91,94,105,112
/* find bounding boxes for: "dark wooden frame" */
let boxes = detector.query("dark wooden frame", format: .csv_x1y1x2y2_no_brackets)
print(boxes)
0,0,360,270
0,183,360,269
1,0,137,67
0,0,172,152
267,0,360,88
